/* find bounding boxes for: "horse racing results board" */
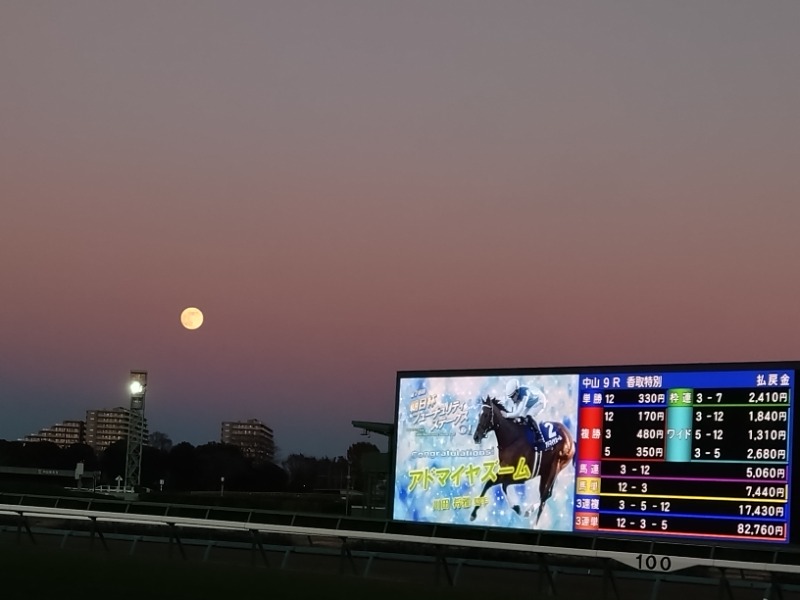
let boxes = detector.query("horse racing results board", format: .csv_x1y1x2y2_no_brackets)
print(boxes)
390,361,797,546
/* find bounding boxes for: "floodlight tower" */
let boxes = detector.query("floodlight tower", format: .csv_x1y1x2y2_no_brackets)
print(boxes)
124,370,148,491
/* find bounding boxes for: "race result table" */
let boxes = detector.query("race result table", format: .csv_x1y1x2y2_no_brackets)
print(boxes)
573,370,793,543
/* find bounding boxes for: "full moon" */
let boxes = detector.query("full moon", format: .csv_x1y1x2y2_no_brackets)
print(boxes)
180,307,204,330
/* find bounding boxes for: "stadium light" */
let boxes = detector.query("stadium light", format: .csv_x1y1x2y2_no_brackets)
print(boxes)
124,370,148,493
129,371,147,399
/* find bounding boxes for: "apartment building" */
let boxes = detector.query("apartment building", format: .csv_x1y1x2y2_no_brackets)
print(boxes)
85,407,149,452
220,419,275,463
23,420,86,447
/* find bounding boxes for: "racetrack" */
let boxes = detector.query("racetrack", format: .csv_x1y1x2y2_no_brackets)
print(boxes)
1,528,798,600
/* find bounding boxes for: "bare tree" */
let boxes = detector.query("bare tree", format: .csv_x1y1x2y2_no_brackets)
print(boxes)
148,431,173,453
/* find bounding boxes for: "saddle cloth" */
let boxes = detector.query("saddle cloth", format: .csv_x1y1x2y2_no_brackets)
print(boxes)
538,421,563,449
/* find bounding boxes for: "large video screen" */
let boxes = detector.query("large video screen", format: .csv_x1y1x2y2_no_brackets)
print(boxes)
391,362,796,544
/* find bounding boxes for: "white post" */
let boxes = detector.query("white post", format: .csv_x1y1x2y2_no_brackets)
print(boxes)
345,462,351,515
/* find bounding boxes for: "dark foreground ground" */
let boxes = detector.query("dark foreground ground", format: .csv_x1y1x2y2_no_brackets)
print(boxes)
0,543,481,600
1,525,799,600
2,543,797,600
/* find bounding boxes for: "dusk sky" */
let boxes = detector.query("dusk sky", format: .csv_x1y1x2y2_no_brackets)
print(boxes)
2,2,799,459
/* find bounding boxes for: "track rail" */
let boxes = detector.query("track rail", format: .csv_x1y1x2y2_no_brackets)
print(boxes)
2,503,800,576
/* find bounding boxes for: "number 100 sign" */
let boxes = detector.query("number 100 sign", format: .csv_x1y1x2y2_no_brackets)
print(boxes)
612,553,696,573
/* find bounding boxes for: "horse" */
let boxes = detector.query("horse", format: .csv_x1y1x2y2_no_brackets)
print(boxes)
470,396,575,525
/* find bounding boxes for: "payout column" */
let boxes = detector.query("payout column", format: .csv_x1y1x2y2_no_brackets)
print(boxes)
666,388,693,461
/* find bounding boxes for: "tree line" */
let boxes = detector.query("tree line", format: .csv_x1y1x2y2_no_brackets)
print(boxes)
0,434,381,493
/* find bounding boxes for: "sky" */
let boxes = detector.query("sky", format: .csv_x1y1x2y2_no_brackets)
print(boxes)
2,1,799,459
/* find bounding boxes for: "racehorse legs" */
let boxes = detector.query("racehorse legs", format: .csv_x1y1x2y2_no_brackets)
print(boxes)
470,479,516,521
507,480,522,516
535,455,570,524
535,466,557,524
469,479,494,521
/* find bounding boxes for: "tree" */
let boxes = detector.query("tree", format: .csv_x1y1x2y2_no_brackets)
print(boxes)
283,453,319,492
99,439,128,484
346,441,380,466
0,441,26,467
19,441,62,469
346,441,380,491
148,431,173,453
252,461,289,492
167,442,198,491
141,444,169,489
62,443,99,471
194,442,250,491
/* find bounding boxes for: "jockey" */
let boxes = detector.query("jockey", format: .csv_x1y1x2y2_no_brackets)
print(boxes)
502,382,549,452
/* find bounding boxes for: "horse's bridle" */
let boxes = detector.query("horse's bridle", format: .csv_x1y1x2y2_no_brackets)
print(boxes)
478,401,497,439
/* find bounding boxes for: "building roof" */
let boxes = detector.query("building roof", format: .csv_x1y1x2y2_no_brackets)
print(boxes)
351,421,394,437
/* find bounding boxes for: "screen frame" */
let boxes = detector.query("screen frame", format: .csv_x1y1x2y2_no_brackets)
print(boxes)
388,360,800,548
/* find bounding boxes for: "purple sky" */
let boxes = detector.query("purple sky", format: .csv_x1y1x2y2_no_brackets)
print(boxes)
2,2,799,459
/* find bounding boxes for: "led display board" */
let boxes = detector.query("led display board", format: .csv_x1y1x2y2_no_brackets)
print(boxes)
391,362,796,544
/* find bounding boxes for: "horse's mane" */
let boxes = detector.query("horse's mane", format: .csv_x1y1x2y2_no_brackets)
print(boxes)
484,395,509,412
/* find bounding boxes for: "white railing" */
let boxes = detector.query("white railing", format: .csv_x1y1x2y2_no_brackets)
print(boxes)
1,503,798,576
92,485,136,494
